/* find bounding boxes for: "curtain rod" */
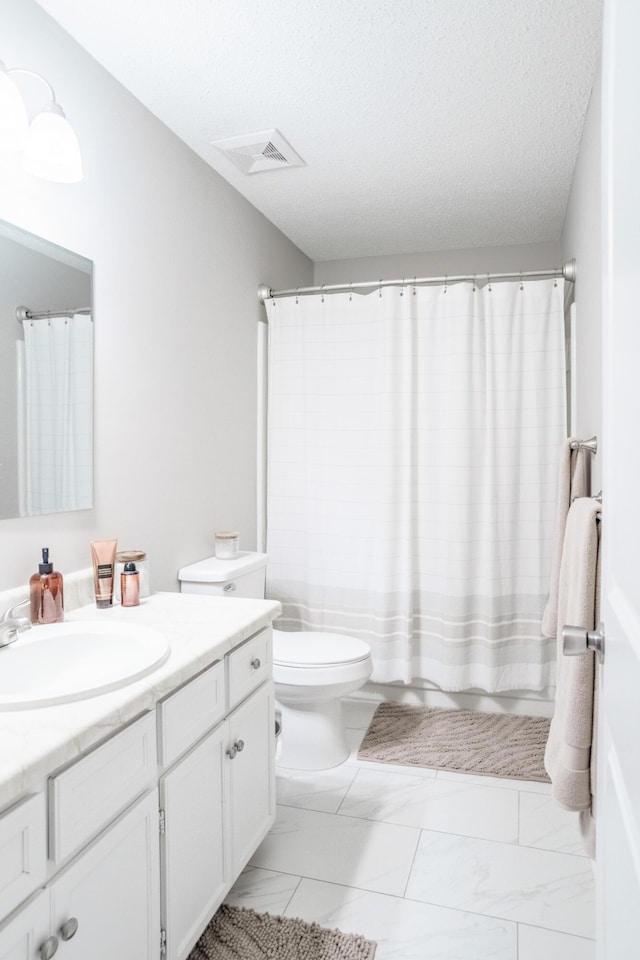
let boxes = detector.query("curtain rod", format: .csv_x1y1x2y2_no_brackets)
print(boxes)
16,305,91,323
257,259,576,306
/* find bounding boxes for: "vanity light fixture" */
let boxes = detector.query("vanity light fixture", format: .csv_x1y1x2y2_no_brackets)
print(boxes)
0,59,83,183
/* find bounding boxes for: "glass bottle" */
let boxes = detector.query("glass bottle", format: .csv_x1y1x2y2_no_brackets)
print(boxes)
120,561,140,607
30,547,64,624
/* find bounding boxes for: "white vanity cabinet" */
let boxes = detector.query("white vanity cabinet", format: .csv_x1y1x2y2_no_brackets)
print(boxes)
47,791,160,960
0,619,276,960
159,628,275,960
0,787,159,960
0,893,49,960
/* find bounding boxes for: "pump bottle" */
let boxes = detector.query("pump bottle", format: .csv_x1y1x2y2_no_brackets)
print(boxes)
120,561,140,607
30,548,64,624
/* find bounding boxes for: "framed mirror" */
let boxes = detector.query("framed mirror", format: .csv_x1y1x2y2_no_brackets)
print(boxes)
0,219,93,519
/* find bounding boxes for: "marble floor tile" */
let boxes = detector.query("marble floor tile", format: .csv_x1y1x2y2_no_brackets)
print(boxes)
224,866,301,914
286,877,517,960
435,767,552,795
406,830,595,938
338,768,519,843
342,698,380,730
276,764,358,813
346,726,367,755
518,923,596,960
249,804,420,896
518,792,587,856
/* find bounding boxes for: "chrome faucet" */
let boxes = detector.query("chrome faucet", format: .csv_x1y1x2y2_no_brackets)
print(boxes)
0,599,32,648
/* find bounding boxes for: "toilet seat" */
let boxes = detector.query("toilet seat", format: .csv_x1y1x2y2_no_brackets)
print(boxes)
273,630,371,668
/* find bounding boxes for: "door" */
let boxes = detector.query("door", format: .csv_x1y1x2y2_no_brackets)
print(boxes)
160,724,227,960
598,1,640,955
48,792,160,960
227,681,275,878
0,892,49,960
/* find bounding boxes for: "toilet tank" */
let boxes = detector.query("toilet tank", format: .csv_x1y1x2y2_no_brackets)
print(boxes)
178,552,267,599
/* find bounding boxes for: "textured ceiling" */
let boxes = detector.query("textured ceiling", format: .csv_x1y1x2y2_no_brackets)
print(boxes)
35,0,603,261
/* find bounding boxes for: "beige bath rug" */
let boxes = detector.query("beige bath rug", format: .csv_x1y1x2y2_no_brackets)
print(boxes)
358,702,551,782
189,904,377,960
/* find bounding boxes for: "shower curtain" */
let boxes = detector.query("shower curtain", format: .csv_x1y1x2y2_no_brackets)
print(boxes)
265,278,566,692
19,313,93,516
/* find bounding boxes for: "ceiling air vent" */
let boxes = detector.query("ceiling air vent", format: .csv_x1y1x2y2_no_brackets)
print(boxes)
211,129,304,174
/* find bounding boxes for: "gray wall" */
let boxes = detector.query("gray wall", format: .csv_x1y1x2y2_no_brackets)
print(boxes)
0,0,312,592
314,241,561,286
561,64,603,491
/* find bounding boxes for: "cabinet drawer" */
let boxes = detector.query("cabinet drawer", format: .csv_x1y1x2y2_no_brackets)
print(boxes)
49,712,157,864
0,794,46,920
227,628,271,711
157,660,226,767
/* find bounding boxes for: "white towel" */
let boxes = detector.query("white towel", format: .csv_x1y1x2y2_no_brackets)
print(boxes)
541,438,589,638
544,498,601,815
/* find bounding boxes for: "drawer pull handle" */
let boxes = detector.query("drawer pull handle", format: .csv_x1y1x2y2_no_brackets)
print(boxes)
223,583,237,593
40,937,59,960
251,657,261,670
60,918,79,941
227,739,245,759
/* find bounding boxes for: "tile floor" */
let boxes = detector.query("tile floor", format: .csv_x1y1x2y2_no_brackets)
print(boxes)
225,699,596,960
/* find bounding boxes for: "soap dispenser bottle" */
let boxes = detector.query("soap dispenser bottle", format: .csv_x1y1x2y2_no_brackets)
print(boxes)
120,561,140,607
30,548,64,625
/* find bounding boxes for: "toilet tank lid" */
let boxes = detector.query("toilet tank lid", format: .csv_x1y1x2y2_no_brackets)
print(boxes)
178,551,267,583
273,630,371,666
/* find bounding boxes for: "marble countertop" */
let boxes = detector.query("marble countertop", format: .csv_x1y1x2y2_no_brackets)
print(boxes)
0,592,281,811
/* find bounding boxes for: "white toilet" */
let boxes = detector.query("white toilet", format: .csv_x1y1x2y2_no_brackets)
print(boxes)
178,552,373,770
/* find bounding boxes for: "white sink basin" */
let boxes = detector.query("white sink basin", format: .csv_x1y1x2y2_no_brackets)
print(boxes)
0,621,170,709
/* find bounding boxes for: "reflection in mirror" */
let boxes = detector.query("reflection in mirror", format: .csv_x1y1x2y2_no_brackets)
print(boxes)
0,219,93,520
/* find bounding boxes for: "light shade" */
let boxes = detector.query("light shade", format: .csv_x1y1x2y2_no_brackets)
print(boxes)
22,103,83,183
0,64,29,151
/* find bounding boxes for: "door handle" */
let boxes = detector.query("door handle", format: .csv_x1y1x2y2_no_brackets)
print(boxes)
59,917,79,941
562,622,605,662
39,937,59,960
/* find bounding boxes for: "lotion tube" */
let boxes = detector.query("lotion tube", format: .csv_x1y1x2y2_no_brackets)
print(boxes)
91,539,117,608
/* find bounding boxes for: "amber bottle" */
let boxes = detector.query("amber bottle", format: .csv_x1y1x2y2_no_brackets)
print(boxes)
30,548,64,624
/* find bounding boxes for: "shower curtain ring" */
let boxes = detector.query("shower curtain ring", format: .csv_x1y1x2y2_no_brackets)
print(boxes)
349,282,353,302
413,277,417,296
295,287,299,305
321,284,325,303
378,279,383,298
487,272,492,292
400,278,405,296
472,274,476,292
444,274,448,294
519,271,523,291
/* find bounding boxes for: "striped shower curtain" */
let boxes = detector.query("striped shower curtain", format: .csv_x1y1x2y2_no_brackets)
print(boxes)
265,278,566,692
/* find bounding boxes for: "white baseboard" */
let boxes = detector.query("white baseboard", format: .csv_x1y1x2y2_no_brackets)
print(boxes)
349,680,555,719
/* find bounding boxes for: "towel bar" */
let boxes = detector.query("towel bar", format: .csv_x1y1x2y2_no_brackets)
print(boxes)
569,436,598,454
562,623,605,662
571,491,603,505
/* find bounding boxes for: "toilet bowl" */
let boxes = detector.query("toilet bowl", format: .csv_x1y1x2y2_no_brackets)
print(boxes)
178,552,373,771
273,630,373,770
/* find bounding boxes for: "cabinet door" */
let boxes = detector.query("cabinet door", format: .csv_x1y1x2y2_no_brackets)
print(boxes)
48,792,159,960
159,725,227,960
0,795,47,921
227,681,275,877
0,892,49,960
